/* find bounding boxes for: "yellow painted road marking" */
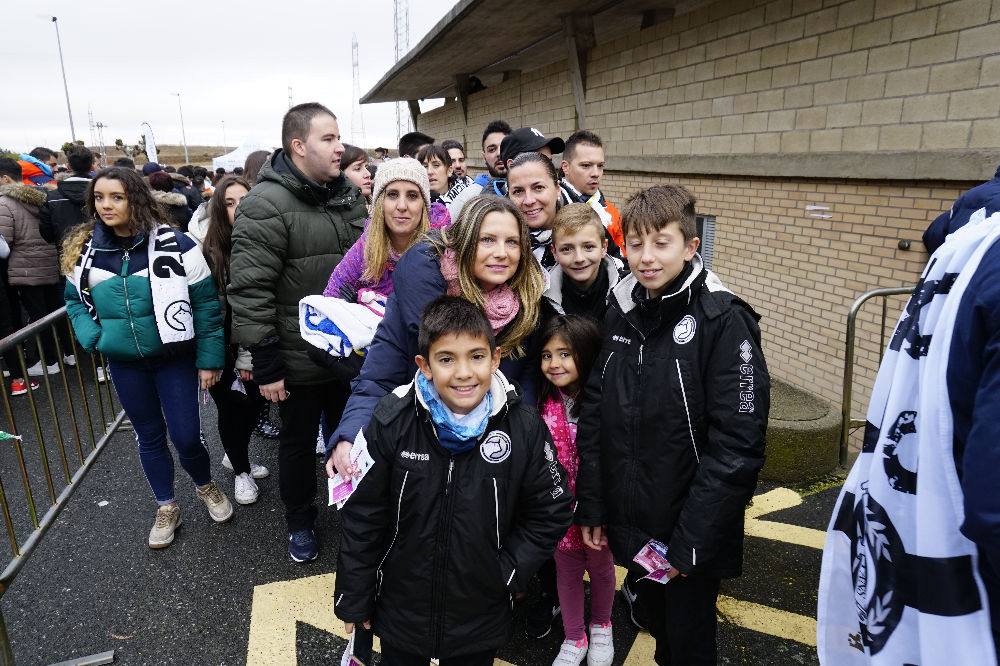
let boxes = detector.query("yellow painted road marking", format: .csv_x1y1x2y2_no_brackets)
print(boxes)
717,595,817,647
744,487,827,549
247,572,515,665
248,487,826,662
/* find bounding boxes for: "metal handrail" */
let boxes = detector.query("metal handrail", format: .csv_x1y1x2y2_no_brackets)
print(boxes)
0,306,124,665
839,286,913,466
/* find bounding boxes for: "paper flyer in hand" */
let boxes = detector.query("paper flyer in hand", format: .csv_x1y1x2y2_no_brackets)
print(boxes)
633,538,673,584
327,431,374,509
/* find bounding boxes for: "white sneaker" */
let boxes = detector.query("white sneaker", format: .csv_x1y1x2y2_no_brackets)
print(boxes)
553,638,588,666
587,624,613,666
234,472,259,505
96,366,107,383
316,428,326,456
221,453,270,479
63,354,77,366
27,361,60,377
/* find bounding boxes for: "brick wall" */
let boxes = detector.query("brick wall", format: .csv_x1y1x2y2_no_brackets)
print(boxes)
415,0,994,421
599,171,970,420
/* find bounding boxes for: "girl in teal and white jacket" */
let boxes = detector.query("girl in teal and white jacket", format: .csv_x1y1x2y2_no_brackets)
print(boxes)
62,167,232,550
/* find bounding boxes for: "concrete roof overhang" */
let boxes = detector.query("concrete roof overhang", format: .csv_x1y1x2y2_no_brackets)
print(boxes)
361,0,678,104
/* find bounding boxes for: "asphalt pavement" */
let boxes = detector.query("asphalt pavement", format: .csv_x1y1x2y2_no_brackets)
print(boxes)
0,385,841,666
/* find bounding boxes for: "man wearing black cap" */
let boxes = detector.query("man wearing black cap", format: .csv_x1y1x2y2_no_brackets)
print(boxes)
448,125,563,217
498,127,565,173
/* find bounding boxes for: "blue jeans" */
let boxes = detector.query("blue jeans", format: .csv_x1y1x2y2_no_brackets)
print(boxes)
109,353,211,503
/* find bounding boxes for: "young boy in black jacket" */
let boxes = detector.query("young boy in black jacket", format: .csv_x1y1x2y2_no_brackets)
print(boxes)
335,296,573,665
574,185,769,665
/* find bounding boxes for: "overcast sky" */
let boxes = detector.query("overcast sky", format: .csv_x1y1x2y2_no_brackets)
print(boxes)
1,1,455,154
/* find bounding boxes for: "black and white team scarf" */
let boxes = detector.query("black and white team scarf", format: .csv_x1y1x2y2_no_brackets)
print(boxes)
72,224,195,346
817,209,1000,665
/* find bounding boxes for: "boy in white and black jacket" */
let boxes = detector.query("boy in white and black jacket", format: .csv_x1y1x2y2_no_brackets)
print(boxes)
334,296,573,665
574,185,770,665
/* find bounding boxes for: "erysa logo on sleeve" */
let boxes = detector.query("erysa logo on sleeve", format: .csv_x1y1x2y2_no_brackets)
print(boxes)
739,340,755,413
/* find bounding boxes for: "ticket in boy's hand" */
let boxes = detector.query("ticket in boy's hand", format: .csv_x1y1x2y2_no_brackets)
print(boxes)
327,432,375,509
633,539,670,573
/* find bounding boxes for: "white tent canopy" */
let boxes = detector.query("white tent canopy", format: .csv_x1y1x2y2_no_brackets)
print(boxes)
212,141,273,172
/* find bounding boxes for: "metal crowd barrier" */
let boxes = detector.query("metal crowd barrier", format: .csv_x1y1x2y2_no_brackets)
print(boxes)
839,286,913,466
0,306,125,666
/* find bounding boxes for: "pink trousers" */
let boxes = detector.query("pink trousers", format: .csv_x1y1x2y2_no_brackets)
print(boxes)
554,546,616,641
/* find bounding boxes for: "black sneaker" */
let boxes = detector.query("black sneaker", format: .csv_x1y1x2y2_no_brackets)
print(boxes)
620,579,648,631
255,414,280,439
288,528,319,563
526,593,561,639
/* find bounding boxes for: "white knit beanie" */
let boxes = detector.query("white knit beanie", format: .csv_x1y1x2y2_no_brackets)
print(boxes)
370,157,432,211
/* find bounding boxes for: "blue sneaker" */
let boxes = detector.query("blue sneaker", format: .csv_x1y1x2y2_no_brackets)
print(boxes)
288,529,318,563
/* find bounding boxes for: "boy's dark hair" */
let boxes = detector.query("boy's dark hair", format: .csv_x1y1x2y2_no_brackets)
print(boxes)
67,147,95,175
233,166,245,175
113,157,135,169
163,165,177,173
29,147,56,162
0,158,22,181
282,102,337,154
177,165,195,178
537,314,602,418
621,185,698,242
193,166,208,180
440,139,465,155
416,144,452,167
418,296,496,358
563,130,603,162
399,131,435,158
481,120,512,148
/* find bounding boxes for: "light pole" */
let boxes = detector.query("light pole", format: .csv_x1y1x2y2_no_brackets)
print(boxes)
222,120,227,149
172,93,190,163
51,17,76,142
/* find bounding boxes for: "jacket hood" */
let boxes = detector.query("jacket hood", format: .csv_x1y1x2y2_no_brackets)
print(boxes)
169,173,192,187
151,189,188,207
187,202,210,243
0,183,47,208
18,154,53,177
544,255,623,311
612,254,732,314
259,149,358,206
57,177,91,204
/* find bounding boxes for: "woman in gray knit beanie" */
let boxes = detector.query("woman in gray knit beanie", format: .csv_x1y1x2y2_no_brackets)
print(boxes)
323,157,451,300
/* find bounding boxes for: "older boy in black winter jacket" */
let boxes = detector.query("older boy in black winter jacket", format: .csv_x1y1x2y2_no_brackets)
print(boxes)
574,186,769,665
335,297,573,665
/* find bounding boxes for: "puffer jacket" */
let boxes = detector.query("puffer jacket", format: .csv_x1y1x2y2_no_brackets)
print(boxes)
574,257,769,578
63,220,224,368
40,176,91,246
0,183,59,285
152,189,191,230
334,371,573,658
227,150,367,385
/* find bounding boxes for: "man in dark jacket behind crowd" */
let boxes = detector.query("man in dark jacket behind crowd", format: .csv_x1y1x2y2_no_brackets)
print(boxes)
40,147,94,247
228,102,367,563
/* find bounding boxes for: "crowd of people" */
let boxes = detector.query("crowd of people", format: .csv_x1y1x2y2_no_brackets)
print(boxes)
7,90,1000,664
0,104,772,665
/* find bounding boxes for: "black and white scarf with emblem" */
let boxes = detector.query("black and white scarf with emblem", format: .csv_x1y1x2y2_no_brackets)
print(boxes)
818,209,1000,665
